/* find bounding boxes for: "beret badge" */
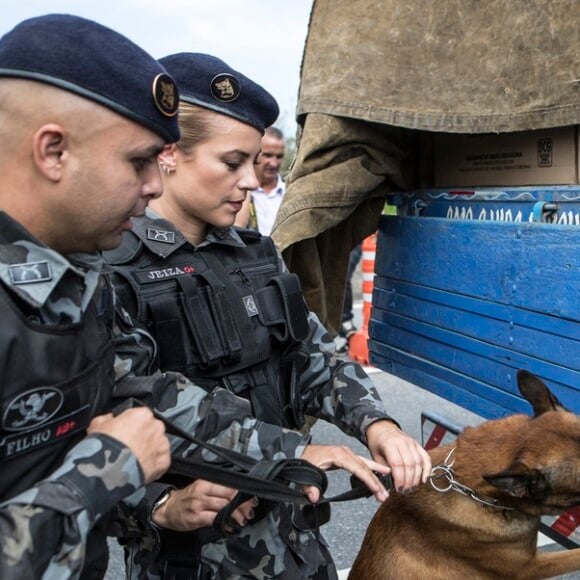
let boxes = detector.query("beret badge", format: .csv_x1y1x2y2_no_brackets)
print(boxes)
210,73,240,102
152,73,179,117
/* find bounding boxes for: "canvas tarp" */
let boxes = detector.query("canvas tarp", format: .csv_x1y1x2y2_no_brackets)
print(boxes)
272,0,580,333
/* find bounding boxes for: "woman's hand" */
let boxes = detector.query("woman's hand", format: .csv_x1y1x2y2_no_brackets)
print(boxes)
366,420,432,492
152,479,256,531
300,444,391,503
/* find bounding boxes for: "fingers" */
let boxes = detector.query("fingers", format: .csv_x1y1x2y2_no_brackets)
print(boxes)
388,438,432,491
87,413,113,432
193,480,238,502
89,408,171,483
344,455,390,502
229,499,256,528
366,420,433,492
303,485,321,504
234,497,258,524
155,480,257,532
301,444,390,502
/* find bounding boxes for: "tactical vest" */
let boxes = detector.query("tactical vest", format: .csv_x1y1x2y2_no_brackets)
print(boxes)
0,276,116,579
104,218,310,429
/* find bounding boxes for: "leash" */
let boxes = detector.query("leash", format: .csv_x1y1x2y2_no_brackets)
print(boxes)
429,448,514,511
116,398,393,532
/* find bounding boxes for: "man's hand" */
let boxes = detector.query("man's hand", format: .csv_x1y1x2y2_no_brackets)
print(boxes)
300,444,391,503
152,480,256,531
365,420,432,492
87,408,171,484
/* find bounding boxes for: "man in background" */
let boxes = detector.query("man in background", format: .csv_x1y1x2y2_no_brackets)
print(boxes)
235,126,285,235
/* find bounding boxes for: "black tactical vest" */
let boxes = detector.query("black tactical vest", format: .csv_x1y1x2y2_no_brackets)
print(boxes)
104,217,310,428
0,275,116,579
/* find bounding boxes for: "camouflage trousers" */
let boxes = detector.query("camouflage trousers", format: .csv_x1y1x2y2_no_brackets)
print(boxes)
191,542,338,580
155,544,338,580
185,503,337,579
135,507,340,580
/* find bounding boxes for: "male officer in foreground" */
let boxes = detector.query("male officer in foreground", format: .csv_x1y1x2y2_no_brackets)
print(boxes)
0,14,180,579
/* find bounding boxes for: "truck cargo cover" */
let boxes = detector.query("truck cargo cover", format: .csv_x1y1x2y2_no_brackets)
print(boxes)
273,0,580,332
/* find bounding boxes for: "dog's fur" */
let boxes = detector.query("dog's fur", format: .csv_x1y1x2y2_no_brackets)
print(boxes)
349,371,580,579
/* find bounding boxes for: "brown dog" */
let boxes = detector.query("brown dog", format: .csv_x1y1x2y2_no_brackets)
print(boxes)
349,370,580,579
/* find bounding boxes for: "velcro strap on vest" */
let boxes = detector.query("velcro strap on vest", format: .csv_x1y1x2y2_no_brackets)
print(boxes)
221,366,268,396
255,274,310,343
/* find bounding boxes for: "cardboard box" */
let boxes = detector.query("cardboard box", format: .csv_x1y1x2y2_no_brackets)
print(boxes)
433,126,579,187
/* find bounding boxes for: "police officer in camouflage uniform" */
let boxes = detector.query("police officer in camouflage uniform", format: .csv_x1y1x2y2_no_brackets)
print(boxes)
0,17,332,580
105,52,432,580
0,14,179,579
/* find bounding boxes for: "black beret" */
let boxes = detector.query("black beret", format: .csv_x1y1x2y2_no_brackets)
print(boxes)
159,52,279,134
0,14,180,143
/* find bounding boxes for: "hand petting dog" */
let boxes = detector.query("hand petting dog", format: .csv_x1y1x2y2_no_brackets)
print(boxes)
366,420,432,492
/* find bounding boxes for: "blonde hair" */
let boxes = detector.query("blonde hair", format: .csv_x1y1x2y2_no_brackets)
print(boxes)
175,102,218,153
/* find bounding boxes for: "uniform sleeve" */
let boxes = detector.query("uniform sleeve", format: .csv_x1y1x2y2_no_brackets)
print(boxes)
0,434,144,579
297,311,395,444
112,306,310,462
275,248,394,443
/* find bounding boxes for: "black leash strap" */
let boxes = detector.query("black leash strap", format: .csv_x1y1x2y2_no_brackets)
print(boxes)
117,397,328,500
116,398,393,533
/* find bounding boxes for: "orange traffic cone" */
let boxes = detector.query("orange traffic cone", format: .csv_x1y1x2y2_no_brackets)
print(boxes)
348,233,377,365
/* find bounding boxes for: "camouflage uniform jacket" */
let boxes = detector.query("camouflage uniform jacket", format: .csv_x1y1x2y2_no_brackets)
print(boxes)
115,223,395,580
0,212,311,579
0,211,146,579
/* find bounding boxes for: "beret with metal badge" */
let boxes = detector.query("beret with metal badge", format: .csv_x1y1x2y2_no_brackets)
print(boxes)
0,14,180,143
159,52,279,134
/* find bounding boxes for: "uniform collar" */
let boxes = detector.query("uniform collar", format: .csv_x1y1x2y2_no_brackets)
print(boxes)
0,211,100,309
198,225,246,249
131,212,190,258
134,209,247,254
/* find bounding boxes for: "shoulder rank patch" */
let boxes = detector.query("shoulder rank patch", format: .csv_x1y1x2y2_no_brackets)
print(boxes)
147,228,176,244
9,261,52,285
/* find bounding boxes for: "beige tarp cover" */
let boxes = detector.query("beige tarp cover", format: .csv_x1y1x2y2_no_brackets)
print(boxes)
272,0,580,333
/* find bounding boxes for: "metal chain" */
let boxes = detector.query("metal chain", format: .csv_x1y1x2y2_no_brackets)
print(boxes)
428,448,514,511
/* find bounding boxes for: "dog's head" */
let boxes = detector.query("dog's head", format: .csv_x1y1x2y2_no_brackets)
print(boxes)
483,371,580,515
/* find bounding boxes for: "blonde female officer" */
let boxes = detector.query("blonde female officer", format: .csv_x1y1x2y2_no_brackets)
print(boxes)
106,52,430,580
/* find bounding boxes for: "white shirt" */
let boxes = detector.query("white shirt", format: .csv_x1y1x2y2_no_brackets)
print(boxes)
250,175,285,236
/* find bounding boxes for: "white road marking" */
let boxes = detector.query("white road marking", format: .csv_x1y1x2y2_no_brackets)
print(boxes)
537,532,556,547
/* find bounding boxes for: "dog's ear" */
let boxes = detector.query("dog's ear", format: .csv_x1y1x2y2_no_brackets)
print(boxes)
484,461,549,499
517,370,567,416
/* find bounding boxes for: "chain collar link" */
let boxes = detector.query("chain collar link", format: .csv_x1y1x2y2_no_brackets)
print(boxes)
429,448,514,511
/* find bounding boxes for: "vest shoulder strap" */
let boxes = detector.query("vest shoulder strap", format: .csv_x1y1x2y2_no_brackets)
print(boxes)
102,230,143,265
235,226,263,244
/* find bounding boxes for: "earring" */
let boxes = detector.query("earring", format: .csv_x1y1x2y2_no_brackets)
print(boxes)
159,162,175,175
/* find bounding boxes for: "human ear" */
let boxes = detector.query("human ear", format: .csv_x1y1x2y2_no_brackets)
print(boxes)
32,123,67,182
158,143,177,174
